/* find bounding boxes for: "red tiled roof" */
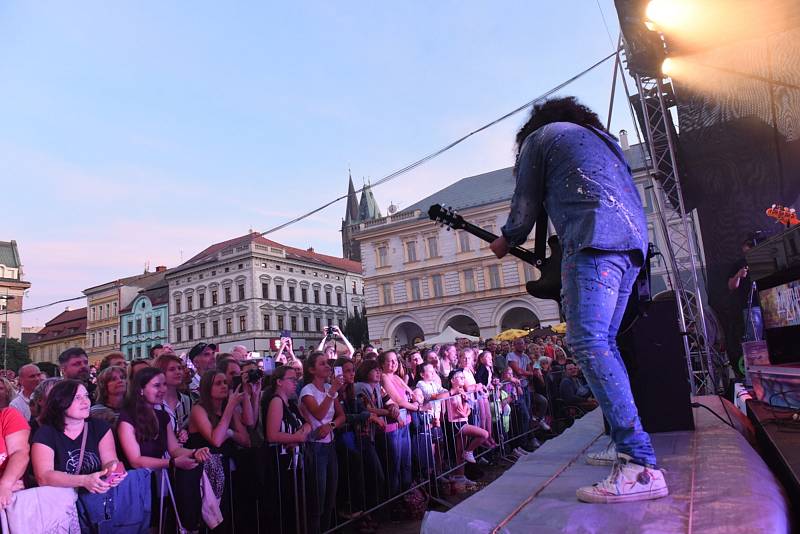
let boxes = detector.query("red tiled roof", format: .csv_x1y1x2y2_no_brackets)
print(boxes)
29,307,87,345
179,233,362,274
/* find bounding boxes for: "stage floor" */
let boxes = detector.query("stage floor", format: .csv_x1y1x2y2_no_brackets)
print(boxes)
421,396,791,534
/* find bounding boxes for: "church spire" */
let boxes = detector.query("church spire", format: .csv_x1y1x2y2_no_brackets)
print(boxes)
344,169,359,223
358,179,382,221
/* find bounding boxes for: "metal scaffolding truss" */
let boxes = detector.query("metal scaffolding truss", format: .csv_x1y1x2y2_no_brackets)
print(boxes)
632,74,722,396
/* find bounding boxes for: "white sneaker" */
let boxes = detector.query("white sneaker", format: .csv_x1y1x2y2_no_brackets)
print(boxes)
587,441,616,466
576,454,668,504
463,451,476,463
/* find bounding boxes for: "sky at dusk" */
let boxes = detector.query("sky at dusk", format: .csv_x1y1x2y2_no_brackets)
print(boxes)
1,1,639,327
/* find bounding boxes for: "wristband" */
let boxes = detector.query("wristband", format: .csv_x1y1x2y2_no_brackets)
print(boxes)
327,391,338,400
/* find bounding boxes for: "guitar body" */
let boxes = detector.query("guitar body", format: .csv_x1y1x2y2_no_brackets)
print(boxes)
525,235,563,302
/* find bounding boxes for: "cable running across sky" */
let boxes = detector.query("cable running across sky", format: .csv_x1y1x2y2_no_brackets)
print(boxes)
10,48,620,317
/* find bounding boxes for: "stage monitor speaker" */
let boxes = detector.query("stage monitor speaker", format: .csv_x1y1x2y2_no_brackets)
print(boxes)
618,298,695,433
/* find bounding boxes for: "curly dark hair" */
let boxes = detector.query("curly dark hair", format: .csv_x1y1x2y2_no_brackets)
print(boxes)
515,96,615,173
124,367,164,444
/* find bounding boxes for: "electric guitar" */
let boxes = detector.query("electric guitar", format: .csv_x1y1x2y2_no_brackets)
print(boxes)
766,204,799,227
427,203,562,302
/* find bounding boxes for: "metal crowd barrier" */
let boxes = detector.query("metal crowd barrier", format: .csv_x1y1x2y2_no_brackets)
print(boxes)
190,380,578,534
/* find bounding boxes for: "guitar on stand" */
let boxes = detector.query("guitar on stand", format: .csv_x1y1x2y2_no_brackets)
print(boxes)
427,203,563,303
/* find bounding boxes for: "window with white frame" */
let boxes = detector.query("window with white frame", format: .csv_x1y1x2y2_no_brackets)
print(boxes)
458,231,471,252
405,240,417,262
431,274,444,297
488,264,502,289
409,278,421,301
381,283,393,305
426,235,439,258
463,269,476,292
377,244,389,267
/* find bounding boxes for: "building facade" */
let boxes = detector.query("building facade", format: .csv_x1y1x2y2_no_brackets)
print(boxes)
354,168,561,348
120,277,169,360
0,240,31,341
353,136,698,348
167,232,363,354
28,307,87,365
83,268,167,363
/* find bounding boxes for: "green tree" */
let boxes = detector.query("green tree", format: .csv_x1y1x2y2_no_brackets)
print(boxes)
343,308,369,348
1,338,32,372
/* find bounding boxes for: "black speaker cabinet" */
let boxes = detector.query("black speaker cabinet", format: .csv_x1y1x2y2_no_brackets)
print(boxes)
617,298,695,433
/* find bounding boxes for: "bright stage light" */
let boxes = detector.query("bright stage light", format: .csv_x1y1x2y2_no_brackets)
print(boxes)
661,57,675,76
645,0,694,32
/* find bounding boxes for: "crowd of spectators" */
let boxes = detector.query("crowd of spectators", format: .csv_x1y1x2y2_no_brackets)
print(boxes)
0,327,595,533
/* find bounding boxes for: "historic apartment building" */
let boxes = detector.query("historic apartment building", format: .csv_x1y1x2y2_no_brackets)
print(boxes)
353,134,693,347
167,232,363,354
28,307,87,365
0,240,31,341
120,275,169,360
83,269,167,363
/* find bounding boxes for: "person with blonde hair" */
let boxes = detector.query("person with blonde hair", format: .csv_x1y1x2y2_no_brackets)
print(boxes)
0,377,17,410
90,366,127,430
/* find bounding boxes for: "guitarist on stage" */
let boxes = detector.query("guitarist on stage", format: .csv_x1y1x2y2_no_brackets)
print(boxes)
490,96,668,504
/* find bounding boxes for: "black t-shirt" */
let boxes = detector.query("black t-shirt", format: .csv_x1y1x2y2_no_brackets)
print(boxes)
33,419,111,475
118,408,170,461
728,258,760,310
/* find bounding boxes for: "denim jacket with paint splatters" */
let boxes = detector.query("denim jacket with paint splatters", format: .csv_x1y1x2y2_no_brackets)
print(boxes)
501,121,648,260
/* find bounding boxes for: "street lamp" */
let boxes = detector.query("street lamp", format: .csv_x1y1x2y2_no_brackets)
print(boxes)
1,295,16,372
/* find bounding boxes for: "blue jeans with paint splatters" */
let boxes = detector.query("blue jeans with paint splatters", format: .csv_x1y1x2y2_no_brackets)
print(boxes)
561,248,657,466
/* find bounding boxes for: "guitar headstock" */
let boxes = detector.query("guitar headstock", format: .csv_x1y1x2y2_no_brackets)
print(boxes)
766,204,799,226
428,204,465,231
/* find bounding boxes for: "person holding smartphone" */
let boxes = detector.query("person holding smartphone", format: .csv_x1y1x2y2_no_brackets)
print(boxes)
317,325,355,360
217,358,256,429
299,352,346,534
187,371,250,531
32,380,127,493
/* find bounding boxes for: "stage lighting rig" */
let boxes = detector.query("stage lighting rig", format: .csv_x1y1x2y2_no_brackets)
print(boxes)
614,0,670,78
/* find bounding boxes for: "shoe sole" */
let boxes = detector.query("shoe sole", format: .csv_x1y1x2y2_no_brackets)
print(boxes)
576,486,669,504
586,456,615,466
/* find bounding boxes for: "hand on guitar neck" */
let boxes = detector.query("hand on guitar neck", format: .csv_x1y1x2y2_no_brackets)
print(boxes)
489,235,511,259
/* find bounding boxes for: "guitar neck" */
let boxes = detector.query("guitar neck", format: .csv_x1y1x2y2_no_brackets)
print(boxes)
460,221,540,265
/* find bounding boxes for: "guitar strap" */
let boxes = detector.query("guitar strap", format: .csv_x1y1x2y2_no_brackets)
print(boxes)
533,207,549,265
532,125,627,264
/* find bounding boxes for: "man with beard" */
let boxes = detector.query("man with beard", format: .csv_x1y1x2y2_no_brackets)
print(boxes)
57,347,96,401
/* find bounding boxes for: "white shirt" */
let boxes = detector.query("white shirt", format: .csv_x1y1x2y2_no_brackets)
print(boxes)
299,383,335,444
10,393,31,422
